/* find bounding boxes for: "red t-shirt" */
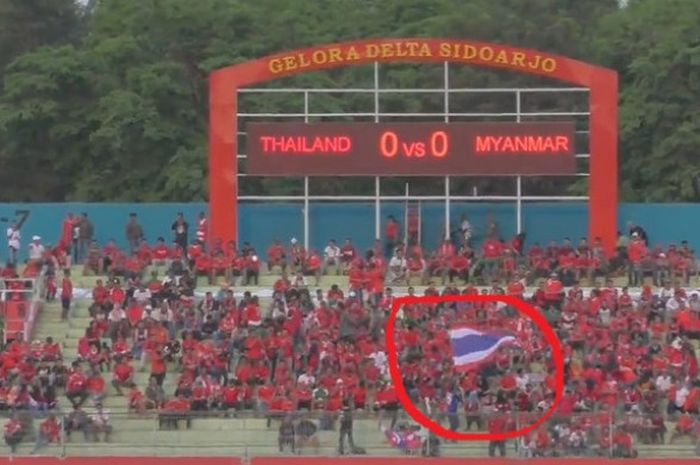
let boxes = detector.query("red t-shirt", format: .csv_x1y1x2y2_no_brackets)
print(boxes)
153,244,169,260
306,254,321,271
67,372,87,393
61,278,73,299
482,239,502,259
114,363,134,382
87,375,105,395
385,222,398,240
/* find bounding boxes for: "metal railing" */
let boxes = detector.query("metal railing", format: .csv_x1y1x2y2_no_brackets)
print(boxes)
234,62,592,249
0,277,43,344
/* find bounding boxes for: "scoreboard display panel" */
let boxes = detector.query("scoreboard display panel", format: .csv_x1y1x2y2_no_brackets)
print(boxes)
245,122,576,176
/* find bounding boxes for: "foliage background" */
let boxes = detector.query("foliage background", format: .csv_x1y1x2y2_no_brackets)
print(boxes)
0,0,697,202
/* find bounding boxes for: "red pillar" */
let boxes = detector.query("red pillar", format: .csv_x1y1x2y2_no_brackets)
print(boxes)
208,72,237,245
588,69,618,256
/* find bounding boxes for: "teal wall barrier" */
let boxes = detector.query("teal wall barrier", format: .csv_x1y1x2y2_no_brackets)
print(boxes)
0,202,696,260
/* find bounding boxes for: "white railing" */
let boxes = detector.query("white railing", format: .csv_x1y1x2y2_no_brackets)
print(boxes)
236,62,592,249
1,277,44,343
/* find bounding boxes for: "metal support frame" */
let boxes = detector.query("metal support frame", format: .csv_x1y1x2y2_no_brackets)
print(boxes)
303,91,310,250
443,61,450,241
515,89,523,234
374,62,381,240
237,85,591,245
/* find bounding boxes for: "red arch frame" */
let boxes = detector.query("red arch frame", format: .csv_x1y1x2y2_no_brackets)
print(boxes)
209,38,618,252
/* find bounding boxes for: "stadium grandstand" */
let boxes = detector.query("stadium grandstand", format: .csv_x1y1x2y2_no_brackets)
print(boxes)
1,1,700,465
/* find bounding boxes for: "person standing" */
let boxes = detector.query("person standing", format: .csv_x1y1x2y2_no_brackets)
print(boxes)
78,213,94,263
61,269,73,321
171,213,189,257
446,387,463,432
338,406,356,455
6,220,20,265
196,212,208,250
384,215,399,258
60,212,77,252
28,235,45,265
3,414,24,454
488,412,507,457
126,213,144,254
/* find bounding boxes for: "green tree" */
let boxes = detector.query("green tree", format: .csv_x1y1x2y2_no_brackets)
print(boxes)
593,0,700,201
1,0,697,202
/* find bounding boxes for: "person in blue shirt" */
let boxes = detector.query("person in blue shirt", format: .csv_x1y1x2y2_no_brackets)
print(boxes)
446,387,463,432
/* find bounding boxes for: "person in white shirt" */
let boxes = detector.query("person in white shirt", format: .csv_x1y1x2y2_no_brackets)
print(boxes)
28,235,45,263
369,350,388,376
323,239,341,275
6,221,20,265
665,296,683,314
674,383,690,412
297,369,316,388
655,373,673,393
90,404,112,442
107,305,126,340
659,282,675,301
293,272,308,289
132,285,152,305
515,370,530,390
387,249,408,285
460,215,472,244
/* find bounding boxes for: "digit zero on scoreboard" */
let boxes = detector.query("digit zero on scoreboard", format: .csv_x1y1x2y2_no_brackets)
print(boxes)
245,122,576,176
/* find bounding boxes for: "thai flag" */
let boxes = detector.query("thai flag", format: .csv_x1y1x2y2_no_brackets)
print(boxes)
449,326,516,370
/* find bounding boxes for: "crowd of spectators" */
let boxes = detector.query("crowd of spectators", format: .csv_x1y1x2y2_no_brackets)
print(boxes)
1,211,700,457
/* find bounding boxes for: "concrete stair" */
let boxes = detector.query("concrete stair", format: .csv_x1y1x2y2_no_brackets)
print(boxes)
9,268,698,459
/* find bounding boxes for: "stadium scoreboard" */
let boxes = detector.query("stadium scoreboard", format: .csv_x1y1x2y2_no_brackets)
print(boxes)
246,122,575,176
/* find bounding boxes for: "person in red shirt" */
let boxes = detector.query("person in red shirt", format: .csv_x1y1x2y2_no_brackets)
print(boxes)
384,215,399,258
159,394,191,430
86,369,106,403
613,428,637,458
210,247,229,283
151,237,171,267
487,412,507,457
66,364,88,407
41,336,62,362
481,235,503,281
61,269,73,321
125,253,144,279
187,239,203,267
135,239,152,264
91,279,107,310
433,239,456,284
243,249,261,285
112,357,135,395
150,349,167,387
304,250,322,286
266,239,287,273
128,385,146,414
339,238,357,274
60,212,77,251
4,414,24,453
194,252,213,285
670,414,696,444
627,233,647,286
32,413,60,454
544,273,564,309
196,211,208,247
